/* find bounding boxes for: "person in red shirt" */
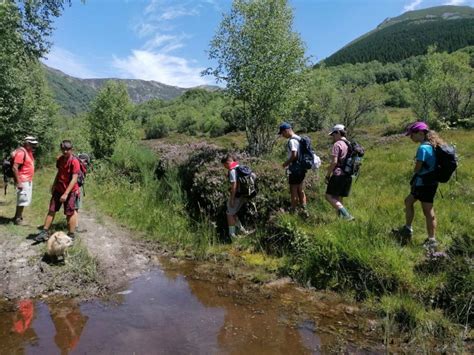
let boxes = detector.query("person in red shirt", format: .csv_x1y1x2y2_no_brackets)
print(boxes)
35,140,81,242
12,136,38,225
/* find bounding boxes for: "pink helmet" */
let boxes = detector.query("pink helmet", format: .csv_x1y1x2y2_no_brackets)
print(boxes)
405,121,429,135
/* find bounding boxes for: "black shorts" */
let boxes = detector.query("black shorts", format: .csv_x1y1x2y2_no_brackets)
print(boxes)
411,184,438,203
326,174,352,197
288,170,306,185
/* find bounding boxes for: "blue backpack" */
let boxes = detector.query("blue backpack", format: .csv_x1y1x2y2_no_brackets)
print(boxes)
289,136,317,172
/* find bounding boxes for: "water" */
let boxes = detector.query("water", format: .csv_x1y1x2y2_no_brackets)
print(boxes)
0,259,381,354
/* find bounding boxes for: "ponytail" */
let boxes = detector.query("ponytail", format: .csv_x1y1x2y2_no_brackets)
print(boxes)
425,130,446,148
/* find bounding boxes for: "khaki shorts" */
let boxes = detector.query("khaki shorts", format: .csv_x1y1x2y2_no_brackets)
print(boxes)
226,197,247,216
16,181,33,207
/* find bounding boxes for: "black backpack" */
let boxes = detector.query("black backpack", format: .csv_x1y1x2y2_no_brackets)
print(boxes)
289,136,316,172
3,147,27,179
433,144,457,183
235,165,257,199
341,140,365,176
75,153,91,187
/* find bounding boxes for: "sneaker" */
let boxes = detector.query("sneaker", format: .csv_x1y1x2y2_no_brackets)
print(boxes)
341,214,355,221
423,238,438,251
34,229,50,243
67,232,76,241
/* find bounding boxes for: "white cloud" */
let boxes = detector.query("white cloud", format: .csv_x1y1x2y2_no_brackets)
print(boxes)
443,0,466,5
41,46,96,78
112,50,211,87
404,0,423,12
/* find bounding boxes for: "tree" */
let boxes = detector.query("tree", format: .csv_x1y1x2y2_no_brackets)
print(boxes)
87,81,132,159
411,49,474,128
293,67,336,131
206,0,306,156
335,84,385,134
0,2,59,155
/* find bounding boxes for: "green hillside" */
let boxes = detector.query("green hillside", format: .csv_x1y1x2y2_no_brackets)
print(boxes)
325,5,474,66
43,65,219,116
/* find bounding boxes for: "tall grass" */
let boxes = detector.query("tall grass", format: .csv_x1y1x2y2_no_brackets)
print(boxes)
89,139,217,256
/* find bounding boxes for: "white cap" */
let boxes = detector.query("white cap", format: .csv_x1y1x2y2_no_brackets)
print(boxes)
24,136,39,144
328,124,345,135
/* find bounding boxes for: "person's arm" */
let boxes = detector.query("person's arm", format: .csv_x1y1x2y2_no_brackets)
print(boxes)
413,160,423,174
283,150,298,168
326,155,338,182
60,174,78,202
12,163,21,189
60,158,79,202
12,150,25,189
229,181,237,207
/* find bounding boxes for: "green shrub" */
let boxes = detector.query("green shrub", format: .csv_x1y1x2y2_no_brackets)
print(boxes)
145,117,169,139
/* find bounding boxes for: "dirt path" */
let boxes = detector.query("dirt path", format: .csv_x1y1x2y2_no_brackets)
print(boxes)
77,210,155,289
0,197,156,300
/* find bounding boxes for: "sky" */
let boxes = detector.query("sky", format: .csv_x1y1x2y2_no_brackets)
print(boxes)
42,0,474,87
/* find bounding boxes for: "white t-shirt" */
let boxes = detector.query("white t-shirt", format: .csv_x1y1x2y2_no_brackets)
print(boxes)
228,168,237,183
287,134,301,159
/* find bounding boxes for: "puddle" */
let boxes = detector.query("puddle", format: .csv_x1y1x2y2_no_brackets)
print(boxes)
0,259,383,354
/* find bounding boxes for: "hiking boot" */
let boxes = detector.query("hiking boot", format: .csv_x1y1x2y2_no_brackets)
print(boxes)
34,229,50,243
423,238,438,251
14,217,25,226
299,208,310,219
391,225,413,244
67,232,76,241
341,214,355,221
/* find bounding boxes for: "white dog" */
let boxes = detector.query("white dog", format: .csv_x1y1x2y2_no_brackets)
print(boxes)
46,231,73,262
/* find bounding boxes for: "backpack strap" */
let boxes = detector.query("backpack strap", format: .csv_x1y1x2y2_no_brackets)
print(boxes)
14,147,28,170
338,139,351,165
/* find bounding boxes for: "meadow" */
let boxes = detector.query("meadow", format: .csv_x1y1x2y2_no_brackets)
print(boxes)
86,118,473,347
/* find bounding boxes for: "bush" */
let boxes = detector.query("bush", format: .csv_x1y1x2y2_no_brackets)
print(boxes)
109,138,157,183
145,117,169,139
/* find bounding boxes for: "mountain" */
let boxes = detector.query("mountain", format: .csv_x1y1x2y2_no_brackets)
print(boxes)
324,5,474,66
43,65,219,116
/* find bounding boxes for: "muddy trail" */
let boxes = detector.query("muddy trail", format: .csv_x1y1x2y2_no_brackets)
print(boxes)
0,199,156,300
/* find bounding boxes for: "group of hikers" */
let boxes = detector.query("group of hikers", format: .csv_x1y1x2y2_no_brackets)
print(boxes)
222,121,456,253
4,119,455,254
3,139,85,243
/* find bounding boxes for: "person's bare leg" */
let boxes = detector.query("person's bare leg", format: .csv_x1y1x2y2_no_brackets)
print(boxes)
14,206,24,220
325,193,342,211
404,194,416,227
290,185,299,209
421,202,436,239
67,213,78,234
297,183,306,207
43,212,56,230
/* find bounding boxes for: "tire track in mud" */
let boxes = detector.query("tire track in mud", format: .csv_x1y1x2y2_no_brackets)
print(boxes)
77,210,156,291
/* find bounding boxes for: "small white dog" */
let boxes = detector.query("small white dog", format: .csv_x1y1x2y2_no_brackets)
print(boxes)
46,231,73,262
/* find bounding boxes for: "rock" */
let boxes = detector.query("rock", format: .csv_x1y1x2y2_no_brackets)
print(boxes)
263,277,292,289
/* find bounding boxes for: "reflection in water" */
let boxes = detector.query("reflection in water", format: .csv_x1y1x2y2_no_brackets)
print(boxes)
49,299,88,354
0,299,37,353
0,263,378,354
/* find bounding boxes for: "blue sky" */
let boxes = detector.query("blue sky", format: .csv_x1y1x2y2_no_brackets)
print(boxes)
42,0,474,87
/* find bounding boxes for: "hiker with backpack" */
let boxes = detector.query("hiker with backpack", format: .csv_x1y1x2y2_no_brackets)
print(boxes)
221,154,255,239
35,140,83,242
325,124,356,221
5,136,39,225
279,122,310,217
392,122,457,251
